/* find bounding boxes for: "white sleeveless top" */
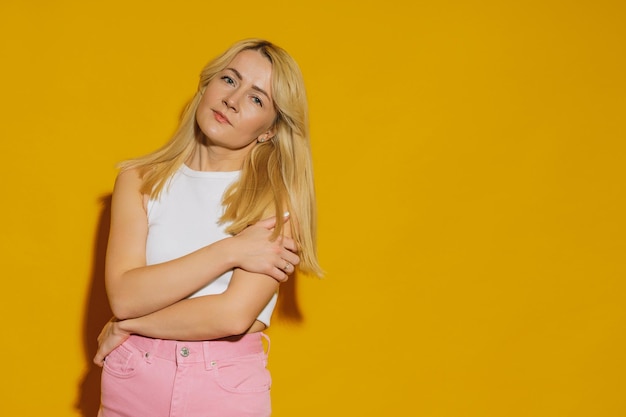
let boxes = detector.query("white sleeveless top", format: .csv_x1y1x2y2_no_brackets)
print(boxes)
145,164,277,326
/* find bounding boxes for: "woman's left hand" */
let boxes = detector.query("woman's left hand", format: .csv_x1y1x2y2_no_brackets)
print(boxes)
93,317,131,367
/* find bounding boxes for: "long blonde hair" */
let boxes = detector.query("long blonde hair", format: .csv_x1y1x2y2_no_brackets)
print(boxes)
120,39,322,277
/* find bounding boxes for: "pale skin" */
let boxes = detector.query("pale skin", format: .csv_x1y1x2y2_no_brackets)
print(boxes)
94,49,295,366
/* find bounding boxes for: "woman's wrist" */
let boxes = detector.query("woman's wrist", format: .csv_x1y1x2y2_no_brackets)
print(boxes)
213,236,238,271
116,318,135,335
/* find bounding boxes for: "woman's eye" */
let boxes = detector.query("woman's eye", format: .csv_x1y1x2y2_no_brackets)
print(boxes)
252,96,263,107
221,76,235,85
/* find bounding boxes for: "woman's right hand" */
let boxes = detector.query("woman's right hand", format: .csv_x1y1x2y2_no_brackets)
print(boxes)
93,317,131,367
231,215,300,282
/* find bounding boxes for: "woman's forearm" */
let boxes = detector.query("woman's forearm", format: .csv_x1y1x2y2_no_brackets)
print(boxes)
106,237,238,320
120,295,246,340
93,269,277,365
118,269,278,340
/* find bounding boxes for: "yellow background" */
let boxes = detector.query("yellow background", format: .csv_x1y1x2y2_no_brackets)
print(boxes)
1,1,624,416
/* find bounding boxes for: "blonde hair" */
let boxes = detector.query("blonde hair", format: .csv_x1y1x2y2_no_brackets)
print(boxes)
120,39,322,277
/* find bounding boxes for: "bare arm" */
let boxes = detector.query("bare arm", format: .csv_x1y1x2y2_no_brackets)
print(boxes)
94,257,281,366
105,168,299,319
120,268,277,340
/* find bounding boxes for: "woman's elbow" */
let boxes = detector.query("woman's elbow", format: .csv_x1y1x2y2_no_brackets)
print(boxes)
107,294,141,320
109,302,133,320
224,311,258,336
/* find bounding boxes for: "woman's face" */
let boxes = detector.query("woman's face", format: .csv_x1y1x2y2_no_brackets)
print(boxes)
196,49,277,151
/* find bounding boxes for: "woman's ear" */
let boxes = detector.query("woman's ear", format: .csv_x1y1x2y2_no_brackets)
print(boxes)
257,129,276,143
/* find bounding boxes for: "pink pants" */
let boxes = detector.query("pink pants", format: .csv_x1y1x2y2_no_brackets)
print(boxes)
99,333,272,417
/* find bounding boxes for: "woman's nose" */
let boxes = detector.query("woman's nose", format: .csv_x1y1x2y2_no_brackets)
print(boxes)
223,91,241,111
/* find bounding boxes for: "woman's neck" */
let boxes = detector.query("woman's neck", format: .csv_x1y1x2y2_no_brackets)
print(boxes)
186,143,249,172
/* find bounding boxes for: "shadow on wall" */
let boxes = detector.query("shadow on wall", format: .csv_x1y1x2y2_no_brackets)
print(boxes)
74,192,304,415
76,194,113,417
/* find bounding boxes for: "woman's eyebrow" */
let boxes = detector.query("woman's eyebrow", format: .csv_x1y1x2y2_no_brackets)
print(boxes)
226,67,271,101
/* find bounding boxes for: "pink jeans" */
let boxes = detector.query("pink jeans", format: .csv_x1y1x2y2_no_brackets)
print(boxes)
99,333,272,417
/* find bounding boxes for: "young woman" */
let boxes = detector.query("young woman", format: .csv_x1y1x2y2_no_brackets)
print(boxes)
93,39,322,417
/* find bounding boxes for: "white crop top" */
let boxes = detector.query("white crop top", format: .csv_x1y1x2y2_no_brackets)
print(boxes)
145,164,278,326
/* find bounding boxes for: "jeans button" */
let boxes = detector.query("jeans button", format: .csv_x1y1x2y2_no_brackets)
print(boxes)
180,347,190,357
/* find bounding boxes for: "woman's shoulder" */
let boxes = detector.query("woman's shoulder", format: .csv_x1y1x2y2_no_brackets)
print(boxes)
115,167,144,188
112,167,151,211
112,167,149,202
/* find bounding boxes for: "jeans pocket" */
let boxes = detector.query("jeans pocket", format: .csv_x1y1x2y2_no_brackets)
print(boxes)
103,342,139,379
214,353,272,393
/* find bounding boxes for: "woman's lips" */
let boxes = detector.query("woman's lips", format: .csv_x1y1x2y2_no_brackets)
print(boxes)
213,110,231,125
